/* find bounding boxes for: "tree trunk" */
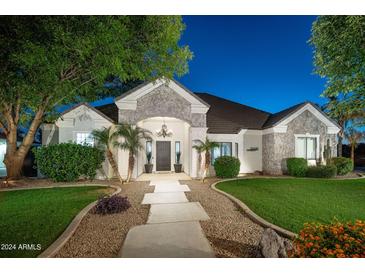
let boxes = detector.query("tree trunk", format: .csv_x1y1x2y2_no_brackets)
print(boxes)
337,134,343,157
106,149,123,184
197,153,202,179
4,154,24,179
3,125,23,179
126,151,135,183
3,105,45,180
203,151,211,183
351,144,355,170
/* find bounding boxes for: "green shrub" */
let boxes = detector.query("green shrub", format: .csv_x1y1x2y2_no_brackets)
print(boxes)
287,158,308,177
329,157,353,175
214,156,240,178
306,165,337,178
33,143,105,182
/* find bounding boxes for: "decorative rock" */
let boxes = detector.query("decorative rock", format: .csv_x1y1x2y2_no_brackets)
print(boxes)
258,228,292,258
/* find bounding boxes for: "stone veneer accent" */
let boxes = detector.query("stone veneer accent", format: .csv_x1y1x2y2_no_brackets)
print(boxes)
118,84,206,127
262,110,337,175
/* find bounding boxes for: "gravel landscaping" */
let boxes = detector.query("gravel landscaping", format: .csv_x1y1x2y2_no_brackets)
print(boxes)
55,181,152,258
182,179,264,258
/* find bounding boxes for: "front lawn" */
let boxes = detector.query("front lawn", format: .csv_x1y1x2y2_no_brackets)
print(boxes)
216,178,365,233
0,186,110,257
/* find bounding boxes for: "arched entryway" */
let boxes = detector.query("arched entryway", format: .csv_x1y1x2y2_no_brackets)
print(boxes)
134,116,192,177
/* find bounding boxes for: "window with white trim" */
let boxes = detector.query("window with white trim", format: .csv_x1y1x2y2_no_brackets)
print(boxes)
211,142,232,164
295,137,317,160
75,132,94,146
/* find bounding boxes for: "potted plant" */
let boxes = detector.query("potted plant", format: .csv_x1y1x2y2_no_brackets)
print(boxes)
145,151,153,173
174,151,182,173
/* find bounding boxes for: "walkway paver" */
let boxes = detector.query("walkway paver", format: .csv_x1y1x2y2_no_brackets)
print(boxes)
120,177,214,258
154,183,190,193
120,221,214,258
147,202,210,224
142,192,188,204
150,180,180,186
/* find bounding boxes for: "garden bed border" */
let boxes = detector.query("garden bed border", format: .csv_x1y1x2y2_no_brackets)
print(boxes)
211,178,298,239
13,183,123,258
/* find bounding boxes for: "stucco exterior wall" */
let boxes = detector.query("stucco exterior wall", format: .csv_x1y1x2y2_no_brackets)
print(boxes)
118,84,206,127
242,132,263,173
53,105,114,179
262,110,338,175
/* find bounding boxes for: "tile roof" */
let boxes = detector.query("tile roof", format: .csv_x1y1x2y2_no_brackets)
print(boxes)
195,93,271,133
95,103,119,123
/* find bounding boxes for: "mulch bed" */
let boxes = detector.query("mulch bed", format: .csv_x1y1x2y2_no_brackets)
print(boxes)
183,179,264,258
55,181,152,257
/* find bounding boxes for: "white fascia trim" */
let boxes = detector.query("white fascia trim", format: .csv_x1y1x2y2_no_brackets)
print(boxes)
55,104,113,127
243,129,262,135
114,78,209,113
262,126,288,134
276,103,340,131
327,126,340,134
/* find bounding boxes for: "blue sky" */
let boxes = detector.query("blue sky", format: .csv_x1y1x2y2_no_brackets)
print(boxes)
177,15,325,113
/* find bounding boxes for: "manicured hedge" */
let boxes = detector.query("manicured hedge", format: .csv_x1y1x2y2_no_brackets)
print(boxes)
33,143,104,182
287,158,308,177
214,156,240,178
329,157,353,175
290,220,365,258
306,165,337,178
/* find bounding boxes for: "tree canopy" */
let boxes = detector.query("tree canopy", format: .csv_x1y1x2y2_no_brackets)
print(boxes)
0,16,192,124
310,16,365,155
310,16,365,100
0,16,192,178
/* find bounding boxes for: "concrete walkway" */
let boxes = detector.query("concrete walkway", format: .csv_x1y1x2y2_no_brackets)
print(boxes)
120,179,214,258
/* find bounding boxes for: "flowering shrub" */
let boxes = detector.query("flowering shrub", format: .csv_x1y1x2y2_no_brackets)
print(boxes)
290,220,365,258
93,195,131,215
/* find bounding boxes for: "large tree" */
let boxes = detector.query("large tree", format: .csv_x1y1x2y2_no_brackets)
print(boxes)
0,16,192,178
310,16,365,155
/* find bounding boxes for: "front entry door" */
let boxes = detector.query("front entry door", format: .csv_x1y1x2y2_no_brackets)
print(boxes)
156,141,171,171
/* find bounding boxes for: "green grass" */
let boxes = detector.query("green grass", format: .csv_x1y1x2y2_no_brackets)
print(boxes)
0,186,110,258
216,178,365,233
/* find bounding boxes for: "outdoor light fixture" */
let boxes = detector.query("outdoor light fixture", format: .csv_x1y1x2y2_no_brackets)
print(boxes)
156,123,172,138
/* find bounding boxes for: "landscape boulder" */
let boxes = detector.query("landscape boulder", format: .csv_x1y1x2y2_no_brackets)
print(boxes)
258,228,293,258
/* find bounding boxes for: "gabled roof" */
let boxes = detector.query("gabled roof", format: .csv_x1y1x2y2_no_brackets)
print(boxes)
195,93,271,133
194,94,340,133
262,102,307,128
114,78,210,108
59,102,115,124
95,103,118,123
263,101,341,129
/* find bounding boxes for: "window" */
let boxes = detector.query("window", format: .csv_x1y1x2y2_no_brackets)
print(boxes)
235,143,238,158
295,137,317,160
75,132,94,146
175,141,181,163
211,142,232,164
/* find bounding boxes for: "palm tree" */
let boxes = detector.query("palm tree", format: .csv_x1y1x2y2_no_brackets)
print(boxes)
192,144,204,179
92,126,123,184
112,124,151,183
193,138,219,182
344,126,364,169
